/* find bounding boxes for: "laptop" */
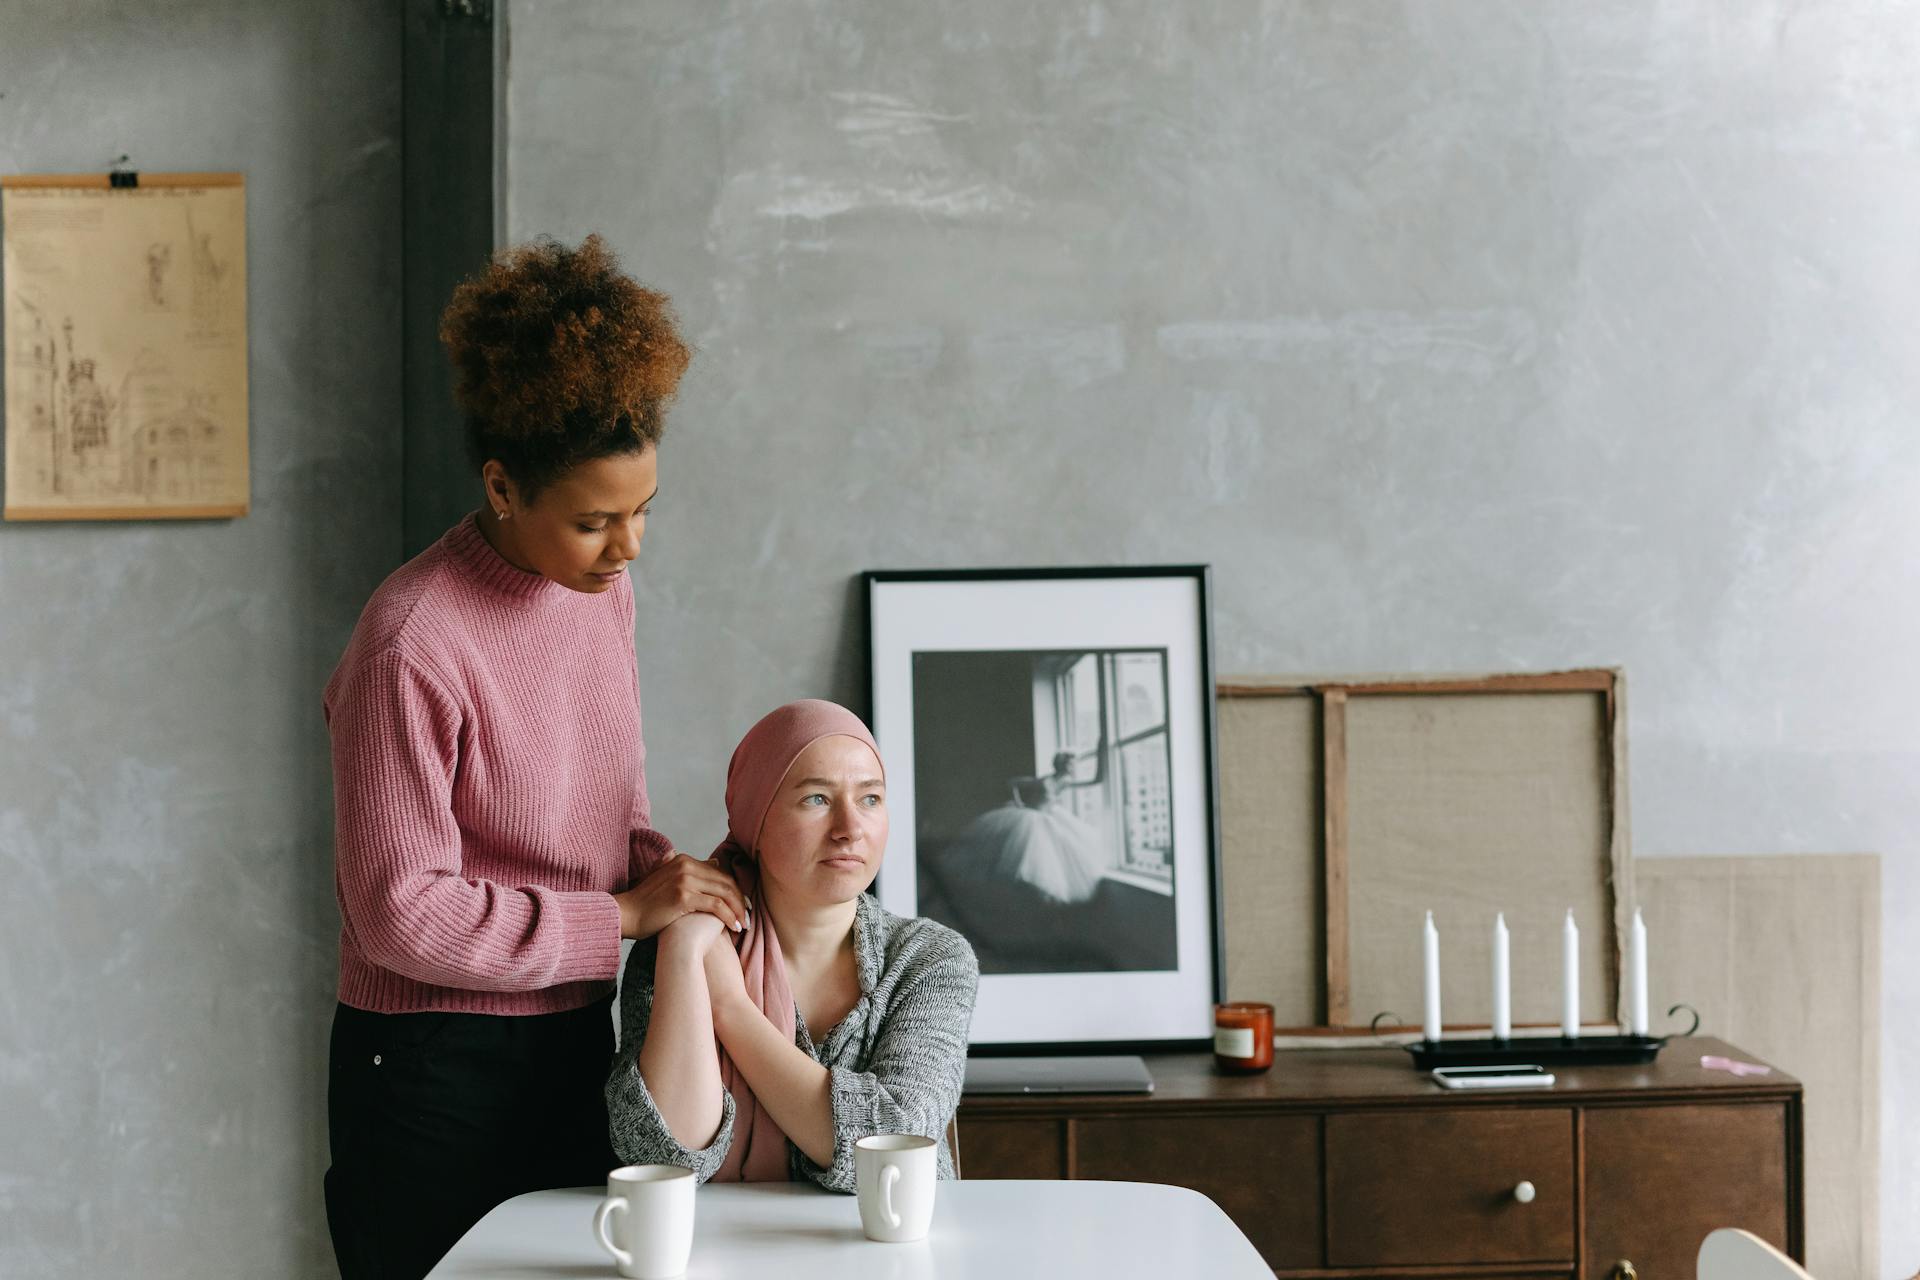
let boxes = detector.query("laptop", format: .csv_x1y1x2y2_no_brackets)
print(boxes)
962,1054,1155,1096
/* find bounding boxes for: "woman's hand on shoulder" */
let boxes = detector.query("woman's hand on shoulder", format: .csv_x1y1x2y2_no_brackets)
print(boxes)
616,851,750,940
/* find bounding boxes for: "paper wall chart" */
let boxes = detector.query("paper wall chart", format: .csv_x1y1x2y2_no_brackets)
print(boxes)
3,173,248,520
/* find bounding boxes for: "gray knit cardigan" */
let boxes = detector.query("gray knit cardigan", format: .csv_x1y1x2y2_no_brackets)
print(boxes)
605,892,979,1191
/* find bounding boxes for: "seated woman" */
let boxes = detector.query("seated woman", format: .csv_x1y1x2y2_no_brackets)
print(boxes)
606,700,979,1187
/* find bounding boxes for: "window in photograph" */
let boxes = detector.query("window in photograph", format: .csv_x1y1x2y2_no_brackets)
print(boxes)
1110,652,1173,887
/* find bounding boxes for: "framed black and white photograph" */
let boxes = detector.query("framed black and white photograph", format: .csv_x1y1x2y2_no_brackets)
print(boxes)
864,567,1223,1051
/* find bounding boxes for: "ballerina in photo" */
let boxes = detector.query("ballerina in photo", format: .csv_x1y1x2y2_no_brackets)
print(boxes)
941,748,1114,905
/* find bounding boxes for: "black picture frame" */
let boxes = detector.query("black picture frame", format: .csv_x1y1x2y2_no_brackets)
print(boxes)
862,566,1224,1054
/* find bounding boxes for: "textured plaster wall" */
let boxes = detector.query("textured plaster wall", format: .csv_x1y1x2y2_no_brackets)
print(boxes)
505,3,1920,1273
0,2,400,1275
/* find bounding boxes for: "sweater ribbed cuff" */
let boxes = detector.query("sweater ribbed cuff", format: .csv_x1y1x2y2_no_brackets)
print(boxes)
550,890,625,985
630,826,675,881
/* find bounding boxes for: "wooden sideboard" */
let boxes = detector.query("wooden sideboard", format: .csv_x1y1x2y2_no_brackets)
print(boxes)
957,1035,1802,1279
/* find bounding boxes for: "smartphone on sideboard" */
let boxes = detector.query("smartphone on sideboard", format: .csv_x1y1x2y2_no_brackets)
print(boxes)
1430,1064,1557,1090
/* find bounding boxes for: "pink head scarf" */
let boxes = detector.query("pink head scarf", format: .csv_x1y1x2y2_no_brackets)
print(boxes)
707,699,883,1182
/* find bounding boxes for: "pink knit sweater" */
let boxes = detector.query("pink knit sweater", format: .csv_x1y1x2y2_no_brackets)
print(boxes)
323,513,674,1015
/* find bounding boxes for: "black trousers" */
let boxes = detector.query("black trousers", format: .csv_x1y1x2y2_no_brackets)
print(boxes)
324,997,617,1280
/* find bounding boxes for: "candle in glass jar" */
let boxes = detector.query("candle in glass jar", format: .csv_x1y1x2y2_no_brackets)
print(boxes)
1213,1002,1274,1073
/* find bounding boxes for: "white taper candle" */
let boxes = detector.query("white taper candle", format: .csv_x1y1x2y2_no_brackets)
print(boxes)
1422,911,1442,1043
1561,908,1580,1039
1629,907,1649,1037
1492,912,1511,1041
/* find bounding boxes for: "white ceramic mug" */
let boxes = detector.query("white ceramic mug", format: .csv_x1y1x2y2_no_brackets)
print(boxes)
592,1164,695,1279
854,1133,938,1243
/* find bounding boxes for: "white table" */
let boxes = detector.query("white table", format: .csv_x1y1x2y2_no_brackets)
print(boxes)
428,1179,1271,1278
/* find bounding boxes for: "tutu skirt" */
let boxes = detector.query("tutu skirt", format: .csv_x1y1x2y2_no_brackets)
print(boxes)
941,801,1110,904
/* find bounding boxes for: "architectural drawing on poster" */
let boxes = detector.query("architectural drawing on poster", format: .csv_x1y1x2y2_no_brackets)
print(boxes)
3,177,249,519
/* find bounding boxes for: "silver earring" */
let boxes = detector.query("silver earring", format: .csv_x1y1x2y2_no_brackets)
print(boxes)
496,508,508,521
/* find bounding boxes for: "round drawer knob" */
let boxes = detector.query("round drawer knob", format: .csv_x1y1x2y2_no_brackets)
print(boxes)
1613,1262,1639,1280
1512,1180,1536,1204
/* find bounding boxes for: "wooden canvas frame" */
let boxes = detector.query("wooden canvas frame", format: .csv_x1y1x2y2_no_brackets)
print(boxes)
1218,669,1631,1033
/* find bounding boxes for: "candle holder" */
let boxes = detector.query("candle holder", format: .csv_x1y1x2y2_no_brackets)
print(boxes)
1406,1034,1665,1070
1403,1003,1698,1070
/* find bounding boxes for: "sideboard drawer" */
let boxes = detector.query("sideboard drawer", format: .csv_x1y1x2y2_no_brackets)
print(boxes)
1074,1113,1322,1269
959,1117,1066,1179
1326,1108,1575,1267
1584,1102,1790,1280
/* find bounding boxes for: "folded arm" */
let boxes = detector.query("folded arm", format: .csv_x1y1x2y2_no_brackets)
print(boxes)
607,921,737,1179
638,916,731,1148
712,930,979,1190
707,949,838,1168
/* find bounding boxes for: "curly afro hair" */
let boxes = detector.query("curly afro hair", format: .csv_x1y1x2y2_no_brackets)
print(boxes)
439,234,690,503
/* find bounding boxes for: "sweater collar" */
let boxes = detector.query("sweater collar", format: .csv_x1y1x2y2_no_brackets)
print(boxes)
802,893,885,1057
443,511,571,605
852,892,885,996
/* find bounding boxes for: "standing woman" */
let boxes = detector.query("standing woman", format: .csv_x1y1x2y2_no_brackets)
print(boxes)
321,236,748,1280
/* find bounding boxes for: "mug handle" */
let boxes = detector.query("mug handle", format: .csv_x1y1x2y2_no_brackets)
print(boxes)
882,1164,902,1230
593,1195,633,1268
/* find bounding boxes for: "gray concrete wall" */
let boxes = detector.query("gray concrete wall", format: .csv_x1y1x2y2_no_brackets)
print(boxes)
505,3,1920,1273
0,2,400,1275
